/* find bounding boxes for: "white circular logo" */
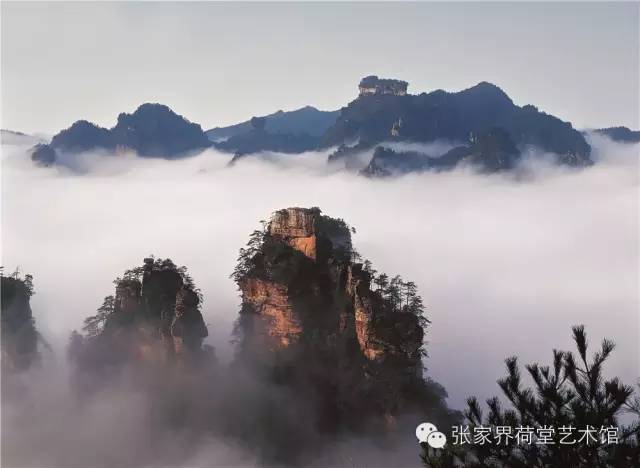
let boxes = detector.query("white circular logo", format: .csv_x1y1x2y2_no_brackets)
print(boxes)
415,422,438,443
427,431,447,449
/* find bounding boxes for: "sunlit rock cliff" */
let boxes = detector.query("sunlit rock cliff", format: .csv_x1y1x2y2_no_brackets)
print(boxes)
4,214,457,466
232,207,453,431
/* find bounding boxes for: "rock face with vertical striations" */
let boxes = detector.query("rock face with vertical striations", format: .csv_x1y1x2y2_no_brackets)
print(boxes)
4,214,457,466
236,207,421,363
241,278,302,348
232,207,452,431
268,207,318,260
347,263,421,361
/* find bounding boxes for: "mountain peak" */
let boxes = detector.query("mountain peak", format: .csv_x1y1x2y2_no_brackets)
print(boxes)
234,206,435,406
50,119,112,153
206,106,339,142
117,102,193,124
358,75,408,97
44,103,210,160
112,104,210,157
462,81,513,103
131,102,174,115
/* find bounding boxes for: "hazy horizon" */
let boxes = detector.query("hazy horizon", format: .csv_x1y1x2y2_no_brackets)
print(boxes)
2,2,639,135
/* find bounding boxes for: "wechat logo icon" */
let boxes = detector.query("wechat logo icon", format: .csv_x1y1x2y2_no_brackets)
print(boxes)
416,422,447,449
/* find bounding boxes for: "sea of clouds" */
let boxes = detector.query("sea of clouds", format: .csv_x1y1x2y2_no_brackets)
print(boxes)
1,134,638,466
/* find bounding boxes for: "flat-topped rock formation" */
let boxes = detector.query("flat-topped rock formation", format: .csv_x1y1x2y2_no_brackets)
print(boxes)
232,207,452,433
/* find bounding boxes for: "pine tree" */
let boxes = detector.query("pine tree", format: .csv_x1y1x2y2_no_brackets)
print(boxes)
387,275,403,311
409,294,426,318
422,326,640,467
374,273,389,292
230,226,266,283
403,280,417,310
83,295,115,339
23,274,35,297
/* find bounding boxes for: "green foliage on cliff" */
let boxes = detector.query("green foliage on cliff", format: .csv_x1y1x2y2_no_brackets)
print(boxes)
230,208,357,285
83,295,115,339
313,207,355,262
363,260,427,321
116,256,201,301
230,225,267,284
118,256,186,282
80,256,202,342
0,268,35,297
1,270,40,371
231,210,427,326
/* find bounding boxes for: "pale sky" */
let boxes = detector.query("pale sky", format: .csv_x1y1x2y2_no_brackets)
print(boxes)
2,1,638,135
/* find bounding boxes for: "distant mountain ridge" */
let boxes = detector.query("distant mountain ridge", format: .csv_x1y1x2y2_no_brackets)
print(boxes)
24,75,638,174
214,115,320,158
206,106,339,141
360,128,522,177
594,126,640,143
324,80,592,168
30,103,211,166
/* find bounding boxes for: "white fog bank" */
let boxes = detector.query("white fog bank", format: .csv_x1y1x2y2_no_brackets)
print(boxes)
1,135,638,413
